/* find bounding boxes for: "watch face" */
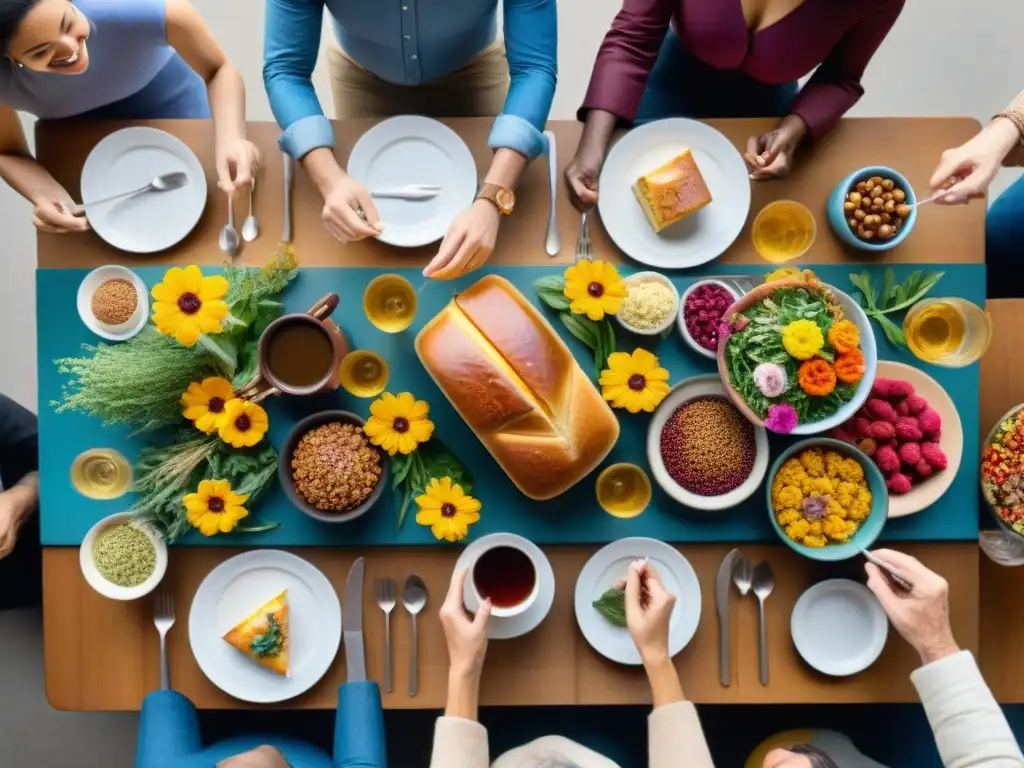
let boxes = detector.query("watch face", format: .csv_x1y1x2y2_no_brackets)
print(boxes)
495,188,516,212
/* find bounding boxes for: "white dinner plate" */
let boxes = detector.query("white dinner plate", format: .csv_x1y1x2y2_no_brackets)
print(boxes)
347,116,478,247
598,118,751,268
455,533,555,640
189,550,341,703
791,579,888,677
80,127,207,254
574,538,701,666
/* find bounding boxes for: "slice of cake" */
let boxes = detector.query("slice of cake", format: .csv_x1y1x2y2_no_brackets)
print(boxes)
223,590,289,676
632,149,713,233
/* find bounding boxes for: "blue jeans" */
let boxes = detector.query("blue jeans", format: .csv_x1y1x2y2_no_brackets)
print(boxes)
987,174,1024,298
635,30,798,124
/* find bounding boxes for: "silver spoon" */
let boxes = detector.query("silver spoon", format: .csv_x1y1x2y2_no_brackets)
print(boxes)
79,171,188,210
751,562,774,687
241,179,258,242
733,556,752,597
403,575,427,697
219,194,239,256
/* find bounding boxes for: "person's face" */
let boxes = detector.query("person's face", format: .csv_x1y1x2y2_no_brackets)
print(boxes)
8,0,90,74
763,750,813,768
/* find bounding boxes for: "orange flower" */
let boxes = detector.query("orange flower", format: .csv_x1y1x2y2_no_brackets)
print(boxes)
798,359,837,397
835,349,867,385
827,320,860,355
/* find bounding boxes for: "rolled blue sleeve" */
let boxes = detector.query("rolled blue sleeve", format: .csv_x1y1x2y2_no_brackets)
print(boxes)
135,691,203,767
262,0,335,159
488,0,557,161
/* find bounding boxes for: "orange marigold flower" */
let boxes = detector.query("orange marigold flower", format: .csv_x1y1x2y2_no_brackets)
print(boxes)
798,359,837,397
827,319,860,355
835,349,867,385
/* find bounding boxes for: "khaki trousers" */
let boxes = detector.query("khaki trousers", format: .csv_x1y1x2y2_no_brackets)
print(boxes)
328,41,510,120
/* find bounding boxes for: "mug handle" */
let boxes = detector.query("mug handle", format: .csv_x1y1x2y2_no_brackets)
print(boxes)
309,293,340,321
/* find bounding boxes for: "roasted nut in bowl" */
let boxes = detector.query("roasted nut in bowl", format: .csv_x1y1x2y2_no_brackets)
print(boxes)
828,166,917,252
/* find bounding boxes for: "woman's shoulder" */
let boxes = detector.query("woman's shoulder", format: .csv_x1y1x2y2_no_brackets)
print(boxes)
76,0,168,28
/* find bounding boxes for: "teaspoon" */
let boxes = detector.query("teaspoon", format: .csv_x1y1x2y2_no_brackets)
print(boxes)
751,562,774,687
241,179,258,242
402,575,427,697
219,194,239,257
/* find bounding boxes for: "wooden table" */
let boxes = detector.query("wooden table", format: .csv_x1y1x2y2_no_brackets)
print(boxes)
37,117,991,710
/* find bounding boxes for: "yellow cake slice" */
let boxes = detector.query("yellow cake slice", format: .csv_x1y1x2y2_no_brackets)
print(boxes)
632,149,713,232
223,590,289,676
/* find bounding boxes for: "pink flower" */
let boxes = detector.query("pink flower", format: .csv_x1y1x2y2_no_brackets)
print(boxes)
717,321,733,345
753,363,788,398
765,403,798,434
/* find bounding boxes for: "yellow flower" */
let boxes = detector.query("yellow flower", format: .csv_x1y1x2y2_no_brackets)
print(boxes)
218,399,269,448
599,349,670,413
181,377,235,434
781,319,824,360
415,477,481,542
184,479,249,536
764,266,801,283
365,392,435,455
563,260,628,321
151,265,229,347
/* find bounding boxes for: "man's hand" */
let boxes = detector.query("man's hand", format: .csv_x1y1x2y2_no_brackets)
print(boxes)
0,473,38,560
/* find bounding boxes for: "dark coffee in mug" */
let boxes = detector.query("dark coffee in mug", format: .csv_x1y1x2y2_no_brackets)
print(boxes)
472,545,536,609
265,320,334,388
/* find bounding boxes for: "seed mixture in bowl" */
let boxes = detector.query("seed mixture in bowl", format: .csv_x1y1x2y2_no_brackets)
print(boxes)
659,396,755,496
291,422,383,512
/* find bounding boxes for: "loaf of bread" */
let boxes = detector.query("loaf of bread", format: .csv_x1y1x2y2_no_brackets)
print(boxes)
415,275,620,500
633,148,712,232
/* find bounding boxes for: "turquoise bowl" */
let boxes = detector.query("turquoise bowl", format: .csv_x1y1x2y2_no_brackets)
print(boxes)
767,438,888,562
828,166,917,252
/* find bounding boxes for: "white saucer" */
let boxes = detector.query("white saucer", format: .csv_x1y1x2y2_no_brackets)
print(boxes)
455,533,555,640
791,579,888,677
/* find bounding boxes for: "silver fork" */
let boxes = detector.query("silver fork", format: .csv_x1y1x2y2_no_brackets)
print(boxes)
153,593,176,690
375,578,397,693
574,211,593,263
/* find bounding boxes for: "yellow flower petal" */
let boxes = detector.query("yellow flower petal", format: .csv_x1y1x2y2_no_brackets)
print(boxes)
151,282,177,304
198,275,229,301
630,348,659,372
415,493,442,511
409,419,434,442
397,432,418,455
407,399,429,420
599,368,629,386
174,319,202,347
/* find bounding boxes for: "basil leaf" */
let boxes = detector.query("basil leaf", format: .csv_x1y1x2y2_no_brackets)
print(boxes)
881,268,897,309
592,589,627,627
537,288,571,312
601,318,617,363
390,452,413,488
884,271,944,314
561,312,599,351
875,313,906,347
533,275,566,293
849,272,877,310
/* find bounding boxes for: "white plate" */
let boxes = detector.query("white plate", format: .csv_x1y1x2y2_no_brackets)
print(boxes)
791,579,888,677
189,550,341,703
598,118,751,268
647,375,769,511
455,533,555,640
80,127,207,254
347,116,477,248
76,265,149,341
574,537,701,666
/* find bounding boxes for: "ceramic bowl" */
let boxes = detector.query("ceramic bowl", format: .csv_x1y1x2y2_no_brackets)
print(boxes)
76,265,149,341
616,271,680,336
647,375,769,512
278,410,389,523
766,438,889,562
982,403,1024,539
80,513,168,600
828,166,917,252
677,279,741,360
716,280,877,435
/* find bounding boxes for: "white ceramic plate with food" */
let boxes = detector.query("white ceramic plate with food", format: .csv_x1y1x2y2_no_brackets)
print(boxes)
598,118,750,269
76,265,149,341
575,537,701,666
791,579,887,677
347,116,477,248
455,533,555,640
189,550,341,703
80,127,207,254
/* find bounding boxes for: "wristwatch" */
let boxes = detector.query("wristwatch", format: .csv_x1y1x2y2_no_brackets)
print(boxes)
477,183,516,216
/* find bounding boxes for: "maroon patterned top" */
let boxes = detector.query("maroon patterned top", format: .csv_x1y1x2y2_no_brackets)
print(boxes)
581,0,905,138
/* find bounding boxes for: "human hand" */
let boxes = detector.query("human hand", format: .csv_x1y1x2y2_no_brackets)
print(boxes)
0,487,32,560
439,568,491,679
32,194,88,234
424,200,500,279
929,118,1021,205
626,559,677,665
564,143,603,212
864,549,959,665
322,173,383,243
216,137,261,195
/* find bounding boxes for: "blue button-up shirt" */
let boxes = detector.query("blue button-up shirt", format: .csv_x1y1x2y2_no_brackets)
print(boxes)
263,0,557,163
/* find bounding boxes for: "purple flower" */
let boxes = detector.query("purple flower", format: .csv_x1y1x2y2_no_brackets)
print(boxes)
802,496,828,520
765,403,799,434
753,363,788,398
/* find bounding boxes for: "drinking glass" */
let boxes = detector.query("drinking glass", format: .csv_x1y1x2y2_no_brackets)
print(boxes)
363,274,417,333
751,200,816,263
903,297,993,367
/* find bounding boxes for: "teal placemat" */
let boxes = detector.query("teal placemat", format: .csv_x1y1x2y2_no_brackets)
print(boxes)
37,263,982,547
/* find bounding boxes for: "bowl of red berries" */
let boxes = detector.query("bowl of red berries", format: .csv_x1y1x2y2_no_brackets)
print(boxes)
678,280,740,360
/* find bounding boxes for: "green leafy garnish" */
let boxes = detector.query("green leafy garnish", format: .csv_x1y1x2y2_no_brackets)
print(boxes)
391,439,473,530
249,614,284,658
849,268,944,347
532,274,616,379
592,589,627,627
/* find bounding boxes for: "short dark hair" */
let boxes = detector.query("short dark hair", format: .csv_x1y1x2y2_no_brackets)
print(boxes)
790,744,841,768
0,0,43,57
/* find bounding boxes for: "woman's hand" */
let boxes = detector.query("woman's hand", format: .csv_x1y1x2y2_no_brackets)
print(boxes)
440,568,491,680
424,200,500,280
744,116,808,181
216,138,261,195
626,560,676,665
929,118,1022,205
322,174,383,243
564,143,603,212
32,193,88,234
864,549,959,665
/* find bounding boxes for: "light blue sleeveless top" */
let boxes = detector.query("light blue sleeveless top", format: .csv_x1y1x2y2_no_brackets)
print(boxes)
0,0,208,119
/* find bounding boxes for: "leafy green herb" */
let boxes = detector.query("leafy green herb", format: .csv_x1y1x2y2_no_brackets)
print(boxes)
249,614,284,658
532,274,616,378
592,589,627,627
849,268,943,347
391,439,473,530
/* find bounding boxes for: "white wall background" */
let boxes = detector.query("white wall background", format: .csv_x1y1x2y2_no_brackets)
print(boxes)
2,0,1022,412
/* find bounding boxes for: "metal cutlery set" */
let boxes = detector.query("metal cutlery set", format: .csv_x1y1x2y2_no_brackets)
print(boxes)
717,548,774,687
375,575,427,696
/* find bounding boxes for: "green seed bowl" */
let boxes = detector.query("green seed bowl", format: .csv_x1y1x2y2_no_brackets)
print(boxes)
766,438,889,562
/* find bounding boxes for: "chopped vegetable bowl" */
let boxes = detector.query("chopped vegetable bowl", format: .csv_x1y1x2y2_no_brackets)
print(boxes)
716,279,877,435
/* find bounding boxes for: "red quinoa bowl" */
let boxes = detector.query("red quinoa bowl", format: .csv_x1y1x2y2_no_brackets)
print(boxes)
646,375,769,511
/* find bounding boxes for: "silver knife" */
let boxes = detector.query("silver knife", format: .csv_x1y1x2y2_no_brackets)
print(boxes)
343,557,366,683
282,150,294,244
544,130,560,257
717,548,741,687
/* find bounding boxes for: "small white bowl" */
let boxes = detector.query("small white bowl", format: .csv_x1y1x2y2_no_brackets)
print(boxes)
80,513,168,600
677,279,741,360
791,579,888,676
616,271,680,336
646,375,769,512
76,266,149,341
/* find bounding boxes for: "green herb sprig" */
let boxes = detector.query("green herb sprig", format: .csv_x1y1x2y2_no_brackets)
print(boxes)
849,269,944,347
249,614,285,658
533,275,616,379
390,440,473,530
592,588,627,627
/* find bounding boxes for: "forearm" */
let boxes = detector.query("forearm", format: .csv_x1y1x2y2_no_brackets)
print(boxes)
206,63,247,147
644,655,685,709
774,114,810,150
578,109,618,160
990,111,1024,167
303,147,345,199
482,149,529,191
2,474,39,526
444,669,481,721
0,152,69,206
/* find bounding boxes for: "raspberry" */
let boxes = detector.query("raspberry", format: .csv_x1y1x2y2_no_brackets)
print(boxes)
918,408,942,434
875,445,900,474
921,442,948,471
867,399,899,423
886,473,913,494
895,417,924,442
898,442,922,467
868,421,896,441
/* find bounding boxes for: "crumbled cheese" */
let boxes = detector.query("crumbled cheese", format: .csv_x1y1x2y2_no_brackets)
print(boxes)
620,279,676,330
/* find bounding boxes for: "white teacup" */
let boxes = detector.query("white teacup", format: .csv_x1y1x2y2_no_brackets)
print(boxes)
469,541,540,618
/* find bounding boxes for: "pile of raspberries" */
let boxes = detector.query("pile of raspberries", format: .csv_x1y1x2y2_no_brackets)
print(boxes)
832,378,948,494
